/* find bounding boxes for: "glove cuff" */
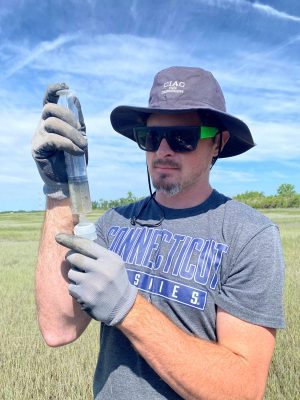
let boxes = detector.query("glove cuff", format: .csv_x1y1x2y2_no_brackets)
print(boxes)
43,183,70,200
108,283,138,326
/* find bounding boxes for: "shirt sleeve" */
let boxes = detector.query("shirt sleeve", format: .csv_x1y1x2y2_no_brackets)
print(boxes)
215,224,285,328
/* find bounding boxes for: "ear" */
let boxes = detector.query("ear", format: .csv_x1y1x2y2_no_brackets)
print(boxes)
213,131,230,156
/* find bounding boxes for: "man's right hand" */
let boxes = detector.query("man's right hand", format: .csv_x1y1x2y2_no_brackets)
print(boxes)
32,83,87,200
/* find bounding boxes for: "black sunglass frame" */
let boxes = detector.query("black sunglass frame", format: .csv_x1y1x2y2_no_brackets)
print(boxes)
133,126,218,153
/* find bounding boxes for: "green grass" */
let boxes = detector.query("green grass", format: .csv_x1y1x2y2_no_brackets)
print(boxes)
0,210,102,400
261,209,300,400
0,209,299,399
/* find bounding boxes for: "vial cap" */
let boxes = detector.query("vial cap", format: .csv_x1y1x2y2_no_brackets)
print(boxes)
74,221,97,241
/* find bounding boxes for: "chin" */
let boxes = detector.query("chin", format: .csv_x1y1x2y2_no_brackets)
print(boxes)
154,183,182,197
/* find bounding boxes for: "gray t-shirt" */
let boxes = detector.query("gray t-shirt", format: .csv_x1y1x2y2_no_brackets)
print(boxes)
93,190,285,399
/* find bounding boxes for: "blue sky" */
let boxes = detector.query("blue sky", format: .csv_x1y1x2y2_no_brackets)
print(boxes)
0,0,299,211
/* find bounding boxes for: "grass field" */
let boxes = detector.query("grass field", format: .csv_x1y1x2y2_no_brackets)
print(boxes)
0,208,299,399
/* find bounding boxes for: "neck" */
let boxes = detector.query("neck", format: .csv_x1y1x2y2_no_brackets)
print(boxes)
154,183,213,209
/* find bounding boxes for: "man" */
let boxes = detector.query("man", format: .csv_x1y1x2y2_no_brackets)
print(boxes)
32,66,285,400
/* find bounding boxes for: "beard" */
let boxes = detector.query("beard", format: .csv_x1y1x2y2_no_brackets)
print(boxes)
150,159,182,196
152,178,181,196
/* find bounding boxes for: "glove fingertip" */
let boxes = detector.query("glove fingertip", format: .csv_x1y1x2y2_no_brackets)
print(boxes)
59,82,69,91
43,83,70,105
69,283,79,298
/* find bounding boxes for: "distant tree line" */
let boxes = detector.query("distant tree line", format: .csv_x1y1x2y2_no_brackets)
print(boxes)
92,191,144,210
92,184,300,210
233,184,300,209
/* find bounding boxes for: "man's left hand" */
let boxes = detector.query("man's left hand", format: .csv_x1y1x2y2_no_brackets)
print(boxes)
55,233,138,326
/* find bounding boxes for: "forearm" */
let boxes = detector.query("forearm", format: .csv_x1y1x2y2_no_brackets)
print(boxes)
35,197,91,346
118,295,260,400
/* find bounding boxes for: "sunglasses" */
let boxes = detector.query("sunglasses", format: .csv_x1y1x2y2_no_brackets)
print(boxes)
133,126,219,153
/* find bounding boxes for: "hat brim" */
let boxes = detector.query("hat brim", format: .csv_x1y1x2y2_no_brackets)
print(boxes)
110,105,255,158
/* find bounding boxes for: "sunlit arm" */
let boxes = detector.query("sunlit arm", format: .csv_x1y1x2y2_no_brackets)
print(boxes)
118,294,276,400
35,197,91,347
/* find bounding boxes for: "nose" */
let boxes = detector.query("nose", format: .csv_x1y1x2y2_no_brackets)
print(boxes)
156,138,175,156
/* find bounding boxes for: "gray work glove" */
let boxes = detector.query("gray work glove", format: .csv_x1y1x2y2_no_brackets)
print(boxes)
32,83,87,200
55,233,138,326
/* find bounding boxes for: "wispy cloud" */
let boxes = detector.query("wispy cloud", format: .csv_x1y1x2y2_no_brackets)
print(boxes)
0,0,299,210
212,168,257,183
2,34,79,80
224,118,300,162
252,2,300,22
0,175,30,184
230,34,300,75
202,0,300,23
31,35,190,80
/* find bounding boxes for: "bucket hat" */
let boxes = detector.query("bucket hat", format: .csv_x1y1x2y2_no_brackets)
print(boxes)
110,66,255,157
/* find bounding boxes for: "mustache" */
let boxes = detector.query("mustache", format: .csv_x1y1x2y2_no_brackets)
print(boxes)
152,159,181,168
